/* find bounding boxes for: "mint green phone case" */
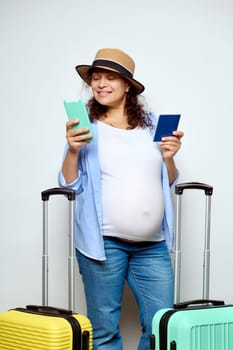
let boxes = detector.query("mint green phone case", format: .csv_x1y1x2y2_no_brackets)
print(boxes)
64,99,94,141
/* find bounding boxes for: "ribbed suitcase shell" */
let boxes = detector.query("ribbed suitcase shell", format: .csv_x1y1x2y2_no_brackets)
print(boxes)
152,305,233,350
0,188,93,350
0,308,93,350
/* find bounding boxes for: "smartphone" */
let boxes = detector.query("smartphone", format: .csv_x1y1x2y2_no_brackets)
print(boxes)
153,114,181,142
64,99,94,141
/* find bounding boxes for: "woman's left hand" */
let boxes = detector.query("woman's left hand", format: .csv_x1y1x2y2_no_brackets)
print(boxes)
159,131,184,159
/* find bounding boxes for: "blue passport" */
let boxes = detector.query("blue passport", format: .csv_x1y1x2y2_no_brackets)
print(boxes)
153,114,181,142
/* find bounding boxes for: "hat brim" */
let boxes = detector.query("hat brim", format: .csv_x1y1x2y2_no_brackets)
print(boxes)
75,65,145,94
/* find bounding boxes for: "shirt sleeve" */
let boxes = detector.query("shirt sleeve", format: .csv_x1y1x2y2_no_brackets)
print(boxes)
58,169,83,193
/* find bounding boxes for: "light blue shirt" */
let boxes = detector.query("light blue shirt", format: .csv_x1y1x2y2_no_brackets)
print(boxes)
58,112,178,261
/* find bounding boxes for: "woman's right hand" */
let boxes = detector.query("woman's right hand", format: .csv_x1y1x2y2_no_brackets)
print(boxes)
66,119,93,153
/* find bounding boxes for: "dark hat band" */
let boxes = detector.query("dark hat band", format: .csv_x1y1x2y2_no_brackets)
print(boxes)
92,59,133,79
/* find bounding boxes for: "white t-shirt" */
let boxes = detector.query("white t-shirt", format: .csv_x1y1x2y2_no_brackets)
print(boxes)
98,121,165,242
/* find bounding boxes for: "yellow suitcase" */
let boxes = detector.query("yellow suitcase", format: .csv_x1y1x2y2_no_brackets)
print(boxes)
0,188,93,349
0,305,92,350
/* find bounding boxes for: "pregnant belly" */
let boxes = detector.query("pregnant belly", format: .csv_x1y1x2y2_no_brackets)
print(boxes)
102,179,165,240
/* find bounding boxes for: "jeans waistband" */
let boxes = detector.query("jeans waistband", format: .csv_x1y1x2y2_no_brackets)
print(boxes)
103,235,163,247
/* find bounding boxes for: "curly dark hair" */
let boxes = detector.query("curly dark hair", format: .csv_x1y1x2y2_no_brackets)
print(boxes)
87,86,153,130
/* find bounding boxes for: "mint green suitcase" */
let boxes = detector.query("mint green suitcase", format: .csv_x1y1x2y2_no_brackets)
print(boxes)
151,299,233,350
150,183,233,350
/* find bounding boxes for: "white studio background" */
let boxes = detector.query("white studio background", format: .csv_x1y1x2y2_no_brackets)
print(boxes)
1,0,233,349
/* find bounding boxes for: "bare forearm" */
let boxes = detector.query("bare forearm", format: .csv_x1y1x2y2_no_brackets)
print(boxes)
62,149,79,184
164,158,178,185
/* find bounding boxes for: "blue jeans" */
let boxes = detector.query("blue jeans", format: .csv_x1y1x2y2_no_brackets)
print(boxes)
76,238,174,350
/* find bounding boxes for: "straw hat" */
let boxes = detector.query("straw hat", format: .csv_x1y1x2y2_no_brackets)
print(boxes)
75,48,144,94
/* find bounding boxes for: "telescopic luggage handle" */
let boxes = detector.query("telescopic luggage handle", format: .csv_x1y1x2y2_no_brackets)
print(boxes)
174,299,224,309
174,182,213,304
175,182,213,196
41,187,76,311
41,187,76,201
